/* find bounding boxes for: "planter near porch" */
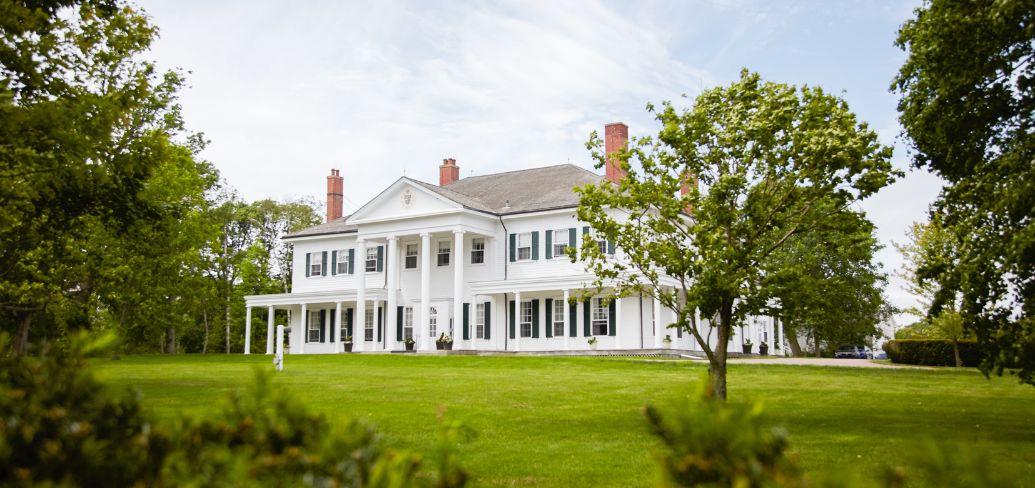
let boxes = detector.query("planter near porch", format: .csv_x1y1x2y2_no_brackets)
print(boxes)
759,344,769,356
435,342,443,350
662,340,672,349
405,342,414,351
742,344,753,354
344,343,353,352
442,342,453,351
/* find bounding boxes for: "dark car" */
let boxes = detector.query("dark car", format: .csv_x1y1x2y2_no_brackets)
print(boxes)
834,345,872,359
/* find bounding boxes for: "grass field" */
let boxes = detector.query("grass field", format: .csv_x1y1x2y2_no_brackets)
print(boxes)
91,354,1035,486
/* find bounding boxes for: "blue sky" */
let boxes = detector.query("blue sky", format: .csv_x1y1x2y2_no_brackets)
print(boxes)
141,0,941,321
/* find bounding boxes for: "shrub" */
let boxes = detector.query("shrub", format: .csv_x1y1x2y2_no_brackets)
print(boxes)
884,340,982,367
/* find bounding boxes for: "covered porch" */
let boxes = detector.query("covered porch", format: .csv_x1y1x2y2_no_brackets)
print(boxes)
243,289,390,355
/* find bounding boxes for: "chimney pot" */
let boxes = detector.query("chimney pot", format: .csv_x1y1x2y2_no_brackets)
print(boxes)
439,157,460,186
604,122,629,183
326,168,344,222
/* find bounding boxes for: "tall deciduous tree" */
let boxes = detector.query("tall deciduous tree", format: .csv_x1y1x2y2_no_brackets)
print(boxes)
574,71,897,399
893,0,1035,384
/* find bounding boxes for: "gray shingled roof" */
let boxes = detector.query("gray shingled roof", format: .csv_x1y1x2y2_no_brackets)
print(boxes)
286,164,604,239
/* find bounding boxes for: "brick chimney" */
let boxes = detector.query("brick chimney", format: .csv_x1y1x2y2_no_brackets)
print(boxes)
439,158,460,186
680,171,698,215
604,122,628,183
326,168,343,222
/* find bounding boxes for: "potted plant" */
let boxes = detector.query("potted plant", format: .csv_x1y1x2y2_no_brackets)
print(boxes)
587,336,598,350
404,337,415,352
662,335,672,349
759,341,769,356
344,336,353,352
437,333,454,351
742,339,753,355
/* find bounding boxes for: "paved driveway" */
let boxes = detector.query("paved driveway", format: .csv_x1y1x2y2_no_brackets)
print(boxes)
723,357,927,369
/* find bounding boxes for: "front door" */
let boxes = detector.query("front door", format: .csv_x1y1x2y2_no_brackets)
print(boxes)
427,301,453,341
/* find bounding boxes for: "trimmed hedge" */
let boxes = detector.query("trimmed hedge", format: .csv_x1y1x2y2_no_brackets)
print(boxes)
884,339,982,367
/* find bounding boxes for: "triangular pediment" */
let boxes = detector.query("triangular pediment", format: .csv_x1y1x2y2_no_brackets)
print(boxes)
347,178,463,224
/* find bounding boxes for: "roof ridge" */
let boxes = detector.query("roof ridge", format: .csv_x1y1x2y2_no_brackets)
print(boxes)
445,163,600,185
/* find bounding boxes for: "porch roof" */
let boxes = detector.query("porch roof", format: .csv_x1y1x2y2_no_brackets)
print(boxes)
244,289,389,307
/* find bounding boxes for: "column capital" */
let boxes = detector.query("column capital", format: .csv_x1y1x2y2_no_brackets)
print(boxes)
419,231,431,238
453,228,465,236
356,237,366,244
387,235,399,242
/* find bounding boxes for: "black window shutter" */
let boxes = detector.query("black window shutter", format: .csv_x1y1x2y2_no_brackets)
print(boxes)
569,301,577,337
545,231,553,259
608,300,617,336
462,303,470,340
331,250,338,275
607,240,616,255
347,249,355,274
377,307,383,341
329,309,336,342
321,251,327,276
531,299,540,338
531,232,539,260
583,299,591,336
396,306,403,340
678,325,683,338
582,226,590,236
544,298,553,337
305,253,311,277
568,228,576,250
304,310,309,342
509,233,516,262
346,308,354,339
484,302,491,340
509,300,515,339
376,246,384,272
319,309,326,342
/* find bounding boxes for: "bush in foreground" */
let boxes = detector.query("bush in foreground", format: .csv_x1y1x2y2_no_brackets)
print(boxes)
884,339,982,367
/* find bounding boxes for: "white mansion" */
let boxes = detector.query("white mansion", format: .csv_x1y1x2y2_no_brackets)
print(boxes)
244,123,785,355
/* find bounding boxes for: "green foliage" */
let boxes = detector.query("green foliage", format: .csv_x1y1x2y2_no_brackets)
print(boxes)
893,0,1035,385
884,339,982,367
574,70,897,398
644,381,802,487
0,334,470,486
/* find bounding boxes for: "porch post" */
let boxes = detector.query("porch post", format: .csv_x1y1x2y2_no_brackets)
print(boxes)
244,306,252,355
266,306,275,354
299,302,307,354
615,296,622,350
419,232,432,350
386,236,398,350
334,301,342,353
514,291,521,348
562,289,570,350
453,229,464,348
653,296,663,348
355,238,367,352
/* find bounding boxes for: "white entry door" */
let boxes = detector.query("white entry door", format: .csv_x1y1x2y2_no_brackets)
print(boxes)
427,301,454,341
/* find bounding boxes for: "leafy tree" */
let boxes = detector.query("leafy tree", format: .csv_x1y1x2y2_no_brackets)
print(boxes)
575,70,897,399
762,204,891,356
893,0,1035,384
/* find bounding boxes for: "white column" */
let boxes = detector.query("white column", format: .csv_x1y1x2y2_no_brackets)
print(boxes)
453,229,465,348
653,296,664,348
334,301,342,353
514,291,521,349
386,236,398,351
265,306,274,354
244,306,252,354
615,296,622,350
419,232,432,351
562,290,571,350
299,303,307,354
355,239,366,352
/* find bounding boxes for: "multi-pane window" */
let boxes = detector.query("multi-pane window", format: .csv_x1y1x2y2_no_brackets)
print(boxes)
595,232,609,255
471,238,485,264
403,307,414,340
517,233,532,261
336,249,349,274
519,301,533,337
308,311,321,342
364,308,374,341
309,254,322,276
552,229,568,258
437,240,451,266
475,303,486,339
404,243,418,269
552,299,565,336
365,247,377,272
340,309,349,341
429,306,438,338
591,298,609,336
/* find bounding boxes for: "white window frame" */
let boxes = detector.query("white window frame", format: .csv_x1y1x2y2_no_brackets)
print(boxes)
340,308,350,341
309,254,323,277
364,308,374,341
437,239,451,267
404,243,418,270
308,311,321,342
336,249,349,274
470,238,485,265
551,229,568,258
519,301,533,337
403,307,414,340
517,232,532,261
591,298,609,336
475,303,486,339
365,247,377,273
552,299,565,336
429,306,439,338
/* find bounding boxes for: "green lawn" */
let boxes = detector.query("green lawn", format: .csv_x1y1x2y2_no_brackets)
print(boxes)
91,355,1035,486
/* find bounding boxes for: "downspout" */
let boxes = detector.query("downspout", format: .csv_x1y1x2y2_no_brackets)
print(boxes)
498,215,508,280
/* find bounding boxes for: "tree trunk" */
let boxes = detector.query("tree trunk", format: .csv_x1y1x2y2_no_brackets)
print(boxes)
784,321,804,357
708,300,734,401
165,326,176,354
13,312,32,356
952,339,962,367
202,308,210,354
225,301,231,354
